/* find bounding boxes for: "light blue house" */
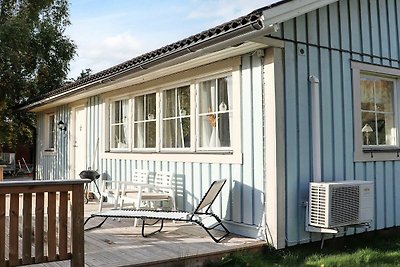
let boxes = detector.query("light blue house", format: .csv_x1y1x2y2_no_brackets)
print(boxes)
20,0,400,248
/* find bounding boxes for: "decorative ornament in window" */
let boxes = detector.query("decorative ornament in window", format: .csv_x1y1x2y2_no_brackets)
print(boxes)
361,123,373,145
207,107,217,128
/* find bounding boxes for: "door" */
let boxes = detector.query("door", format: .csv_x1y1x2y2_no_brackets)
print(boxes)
73,107,86,178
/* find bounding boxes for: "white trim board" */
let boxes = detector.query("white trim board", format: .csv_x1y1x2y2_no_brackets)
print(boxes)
262,0,339,26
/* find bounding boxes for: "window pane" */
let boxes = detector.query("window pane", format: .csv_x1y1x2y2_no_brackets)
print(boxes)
145,121,156,148
110,100,128,149
134,93,156,149
162,86,190,149
163,119,176,148
135,96,145,121
361,111,376,145
377,113,396,145
146,93,156,120
178,86,190,116
163,90,175,118
198,76,232,149
111,125,128,148
360,78,374,111
199,114,219,147
219,112,231,147
48,115,55,149
178,117,191,148
199,80,216,114
375,80,394,112
133,122,144,148
217,76,231,111
113,102,121,123
360,75,397,147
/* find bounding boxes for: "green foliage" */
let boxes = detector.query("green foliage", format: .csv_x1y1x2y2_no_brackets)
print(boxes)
0,0,76,148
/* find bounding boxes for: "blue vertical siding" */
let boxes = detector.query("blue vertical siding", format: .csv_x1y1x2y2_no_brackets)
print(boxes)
282,0,400,245
75,54,267,236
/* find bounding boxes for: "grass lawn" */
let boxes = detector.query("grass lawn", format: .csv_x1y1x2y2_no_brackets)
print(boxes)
205,228,400,267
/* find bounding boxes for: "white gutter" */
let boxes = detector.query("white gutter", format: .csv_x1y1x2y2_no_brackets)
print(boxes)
19,79,103,111
309,75,321,182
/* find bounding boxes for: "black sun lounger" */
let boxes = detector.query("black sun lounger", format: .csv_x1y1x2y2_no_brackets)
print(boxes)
84,179,230,243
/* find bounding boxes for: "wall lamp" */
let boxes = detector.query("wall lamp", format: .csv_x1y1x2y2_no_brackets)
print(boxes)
58,120,67,132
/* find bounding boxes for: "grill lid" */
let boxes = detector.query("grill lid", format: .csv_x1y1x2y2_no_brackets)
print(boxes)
79,170,100,180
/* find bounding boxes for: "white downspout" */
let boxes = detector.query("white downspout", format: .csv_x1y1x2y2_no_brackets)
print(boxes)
309,75,321,182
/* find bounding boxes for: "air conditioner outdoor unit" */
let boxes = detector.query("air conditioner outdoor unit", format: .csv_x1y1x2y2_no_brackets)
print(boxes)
309,181,374,228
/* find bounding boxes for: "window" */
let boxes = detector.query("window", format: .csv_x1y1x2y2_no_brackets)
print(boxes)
352,61,400,161
162,86,191,149
110,99,128,150
45,113,55,151
133,93,157,149
198,76,232,149
360,76,396,146
105,69,239,159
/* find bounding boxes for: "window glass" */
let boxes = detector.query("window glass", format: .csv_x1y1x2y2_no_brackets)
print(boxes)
360,76,396,146
162,86,191,148
133,93,156,148
47,114,55,149
198,76,232,148
107,71,237,154
110,100,128,149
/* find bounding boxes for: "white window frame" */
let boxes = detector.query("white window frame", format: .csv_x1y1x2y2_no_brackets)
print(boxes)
352,61,400,161
109,98,130,152
195,74,234,152
44,113,56,151
132,91,158,152
160,84,192,152
103,58,242,163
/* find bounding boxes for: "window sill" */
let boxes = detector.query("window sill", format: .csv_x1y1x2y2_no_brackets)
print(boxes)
362,147,400,153
100,151,242,164
355,147,400,161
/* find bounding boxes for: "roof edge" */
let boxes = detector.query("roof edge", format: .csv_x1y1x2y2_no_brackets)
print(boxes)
262,0,339,25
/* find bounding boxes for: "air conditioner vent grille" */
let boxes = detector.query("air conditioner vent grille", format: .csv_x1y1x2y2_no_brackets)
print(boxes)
309,185,326,226
330,185,360,225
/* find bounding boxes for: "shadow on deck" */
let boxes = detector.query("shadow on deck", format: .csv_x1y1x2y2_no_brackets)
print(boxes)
34,201,264,267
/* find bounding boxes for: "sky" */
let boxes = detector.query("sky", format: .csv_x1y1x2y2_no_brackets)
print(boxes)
65,0,277,79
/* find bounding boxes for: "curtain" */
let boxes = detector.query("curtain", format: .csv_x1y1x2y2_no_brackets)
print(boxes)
200,81,213,147
134,97,144,148
163,90,175,148
119,100,128,148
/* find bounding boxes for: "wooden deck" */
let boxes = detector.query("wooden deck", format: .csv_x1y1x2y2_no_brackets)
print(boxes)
30,201,264,267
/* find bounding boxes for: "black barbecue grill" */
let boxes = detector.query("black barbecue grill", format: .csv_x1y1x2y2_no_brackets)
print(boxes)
79,169,101,204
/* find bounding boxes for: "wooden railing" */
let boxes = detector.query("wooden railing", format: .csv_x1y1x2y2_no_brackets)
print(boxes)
0,179,89,266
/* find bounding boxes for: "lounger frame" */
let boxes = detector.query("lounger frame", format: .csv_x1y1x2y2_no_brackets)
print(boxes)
84,179,230,243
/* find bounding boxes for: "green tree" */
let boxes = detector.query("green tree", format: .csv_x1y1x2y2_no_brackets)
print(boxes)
0,0,76,149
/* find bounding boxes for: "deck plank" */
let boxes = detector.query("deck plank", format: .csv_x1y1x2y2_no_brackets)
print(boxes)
8,200,262,267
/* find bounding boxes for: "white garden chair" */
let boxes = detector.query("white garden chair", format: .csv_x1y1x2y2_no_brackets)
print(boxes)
98,180,122,212
119,171,176,226
119,169,150,209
